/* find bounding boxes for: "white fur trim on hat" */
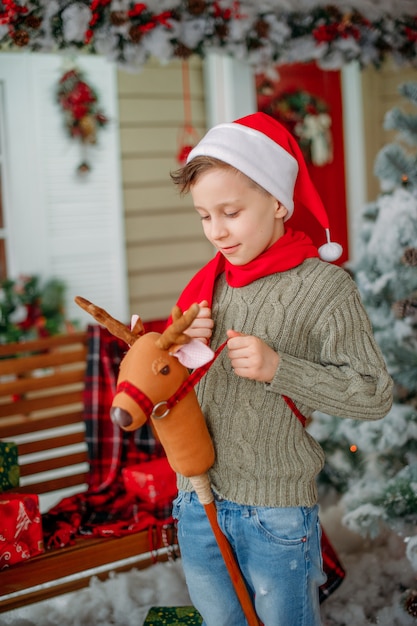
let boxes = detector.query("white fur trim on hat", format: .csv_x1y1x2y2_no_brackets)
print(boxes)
187,123,298,217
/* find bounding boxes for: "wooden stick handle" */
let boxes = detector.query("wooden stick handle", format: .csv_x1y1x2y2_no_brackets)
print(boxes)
189,473,214,504
189,474,262,626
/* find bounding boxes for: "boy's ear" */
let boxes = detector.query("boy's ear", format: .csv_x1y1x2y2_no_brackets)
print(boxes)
275,201,288,220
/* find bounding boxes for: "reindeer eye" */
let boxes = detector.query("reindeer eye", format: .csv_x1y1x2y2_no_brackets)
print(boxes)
152,357,171,376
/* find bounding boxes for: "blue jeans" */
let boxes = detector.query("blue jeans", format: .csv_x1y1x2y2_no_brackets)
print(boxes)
172,491,326,626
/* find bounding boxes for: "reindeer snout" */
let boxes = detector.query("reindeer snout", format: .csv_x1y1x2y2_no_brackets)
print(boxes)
110,406,133,428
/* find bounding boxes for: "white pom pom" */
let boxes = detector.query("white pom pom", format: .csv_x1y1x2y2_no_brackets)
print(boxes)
318,228,343,262
318,242,343,262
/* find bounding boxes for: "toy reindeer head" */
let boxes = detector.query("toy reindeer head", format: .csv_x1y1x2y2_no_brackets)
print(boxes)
75,296,215,477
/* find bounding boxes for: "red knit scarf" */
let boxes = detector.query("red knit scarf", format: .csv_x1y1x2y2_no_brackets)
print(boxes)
176,228,319,311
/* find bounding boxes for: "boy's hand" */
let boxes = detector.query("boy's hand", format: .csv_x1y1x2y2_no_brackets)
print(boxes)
184,300,214,344
227,330,280,383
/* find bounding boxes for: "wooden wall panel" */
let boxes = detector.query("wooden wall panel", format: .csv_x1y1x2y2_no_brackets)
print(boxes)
127,241,212,272
361,60,417,201
117,58,213,321
123,186,191,212
122,156,176,185
118,64,204,96
125,212,206,243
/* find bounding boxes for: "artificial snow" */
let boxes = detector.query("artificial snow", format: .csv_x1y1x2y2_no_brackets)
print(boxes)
0,504,415,626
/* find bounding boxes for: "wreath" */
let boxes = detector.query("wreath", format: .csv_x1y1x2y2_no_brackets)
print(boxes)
56,66,109,174
0,275,73,344
261,89,333,167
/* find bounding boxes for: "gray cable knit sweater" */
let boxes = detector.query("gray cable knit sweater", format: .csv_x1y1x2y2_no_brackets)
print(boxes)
177,258,393,507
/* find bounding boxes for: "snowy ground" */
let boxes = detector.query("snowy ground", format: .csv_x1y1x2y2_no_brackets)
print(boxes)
1,504,416,626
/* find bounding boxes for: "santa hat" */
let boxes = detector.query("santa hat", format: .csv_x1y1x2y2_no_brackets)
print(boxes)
187,112,342,262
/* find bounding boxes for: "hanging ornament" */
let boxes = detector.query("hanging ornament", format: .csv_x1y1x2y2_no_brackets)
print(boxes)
77,161,91,176
176,60,200,164
56,63,109,174
401,173,409,186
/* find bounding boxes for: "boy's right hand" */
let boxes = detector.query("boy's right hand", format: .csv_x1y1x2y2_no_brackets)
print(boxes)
184,300,214,344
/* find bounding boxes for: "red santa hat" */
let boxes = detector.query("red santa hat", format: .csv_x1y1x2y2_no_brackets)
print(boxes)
187,111,342,262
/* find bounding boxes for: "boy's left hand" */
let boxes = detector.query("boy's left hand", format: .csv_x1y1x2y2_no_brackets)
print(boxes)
226,330,280,383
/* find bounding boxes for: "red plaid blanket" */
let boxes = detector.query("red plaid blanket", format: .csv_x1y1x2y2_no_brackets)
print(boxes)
83,323,167,492
43,322,173,550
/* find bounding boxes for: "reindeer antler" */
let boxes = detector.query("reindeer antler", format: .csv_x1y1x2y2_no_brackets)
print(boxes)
75,296,141,345
156,303,200,350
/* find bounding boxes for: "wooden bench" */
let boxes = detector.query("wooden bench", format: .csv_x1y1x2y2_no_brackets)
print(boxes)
0,331,178,613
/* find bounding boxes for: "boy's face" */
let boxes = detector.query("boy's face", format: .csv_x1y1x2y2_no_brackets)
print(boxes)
191,167,287,266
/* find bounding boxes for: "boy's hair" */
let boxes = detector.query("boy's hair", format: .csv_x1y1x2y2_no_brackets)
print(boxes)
170,156,270,197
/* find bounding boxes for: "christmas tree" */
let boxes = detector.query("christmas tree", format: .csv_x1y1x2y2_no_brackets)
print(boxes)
310,82,417,573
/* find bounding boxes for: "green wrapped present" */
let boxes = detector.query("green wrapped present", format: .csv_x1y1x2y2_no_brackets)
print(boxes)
143,606,202,625
0,442,19,492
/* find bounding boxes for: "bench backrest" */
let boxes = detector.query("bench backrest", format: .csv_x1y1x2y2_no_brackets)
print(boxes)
0,332,89,509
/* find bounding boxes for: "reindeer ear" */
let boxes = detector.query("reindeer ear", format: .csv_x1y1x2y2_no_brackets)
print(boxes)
171,339,214,369
131,315,145,336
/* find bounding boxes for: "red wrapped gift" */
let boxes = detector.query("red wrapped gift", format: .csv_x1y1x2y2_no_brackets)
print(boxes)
122,457,177,505
0,493,44,569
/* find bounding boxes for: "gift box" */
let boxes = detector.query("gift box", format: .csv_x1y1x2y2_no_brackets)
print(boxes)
0,493,44,569
143,606,202,625
0,441,19,492
122,457,177,505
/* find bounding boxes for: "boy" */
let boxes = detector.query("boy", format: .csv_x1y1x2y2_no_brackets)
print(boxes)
170,112,393,626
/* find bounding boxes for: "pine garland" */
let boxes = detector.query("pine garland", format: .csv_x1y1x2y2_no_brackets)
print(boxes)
0,1,416,72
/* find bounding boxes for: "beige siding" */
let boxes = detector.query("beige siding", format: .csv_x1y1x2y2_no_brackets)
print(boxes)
361,60,417,201
117,58,213,321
